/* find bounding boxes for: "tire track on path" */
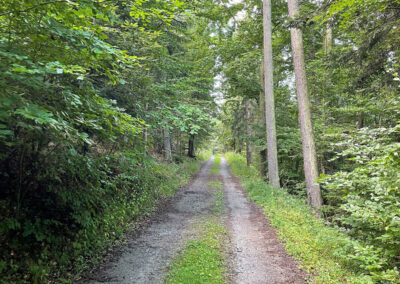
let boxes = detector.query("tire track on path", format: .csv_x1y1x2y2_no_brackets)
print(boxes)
221,156,306,284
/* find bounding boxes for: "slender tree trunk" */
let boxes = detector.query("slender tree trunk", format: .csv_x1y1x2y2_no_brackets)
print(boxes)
259,62,267,178
323,23,333,55
163,128,172,162
263,0,280,188
358,112,364,128
287,0,323,212
143,103,149,155
188,134,195,158
143,128,148,155
245,99,252,166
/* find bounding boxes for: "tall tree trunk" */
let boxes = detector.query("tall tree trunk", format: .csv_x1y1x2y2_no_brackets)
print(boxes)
287,0,323,212
357,112,364,128
263,0,280,188
323,23,333,55
163,128,172,162
245,99,252,166
143,103,149,155
143,128,148,155
188,134,195,158
259,62,267,178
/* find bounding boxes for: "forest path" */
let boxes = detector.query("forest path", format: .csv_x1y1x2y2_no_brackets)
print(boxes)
79,157,305,284
221,157,306,283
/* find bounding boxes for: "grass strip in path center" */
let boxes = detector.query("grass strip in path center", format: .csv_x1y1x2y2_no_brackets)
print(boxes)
208,181,224,214
164,217,227,284
164,155,228,284
210,154,221,175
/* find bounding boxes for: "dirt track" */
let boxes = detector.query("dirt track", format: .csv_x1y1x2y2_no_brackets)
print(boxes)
221,157,306,284
79,156,306,284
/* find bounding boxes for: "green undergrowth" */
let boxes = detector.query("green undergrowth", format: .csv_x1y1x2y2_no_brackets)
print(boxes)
208,181,224,214
165,218,227,284
225,152,378,284
1,154,200,283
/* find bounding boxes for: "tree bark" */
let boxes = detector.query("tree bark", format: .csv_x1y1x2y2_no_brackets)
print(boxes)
287,0,323,211
245,99,252,166
259,62,267,178
188,134,195,158
323,23,333,55
358,112,364,128
143,103,148,155
163,128,172,162
263,0,280,187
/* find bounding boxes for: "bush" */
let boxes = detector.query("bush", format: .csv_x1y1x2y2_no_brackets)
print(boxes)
320,126,400,282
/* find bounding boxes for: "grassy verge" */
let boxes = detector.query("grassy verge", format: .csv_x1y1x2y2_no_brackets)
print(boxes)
165,218,227,284
224,152,373,284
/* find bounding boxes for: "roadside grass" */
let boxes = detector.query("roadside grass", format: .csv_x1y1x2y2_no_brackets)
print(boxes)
208,181,224,214
224,152,374,284
165,218,227,284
